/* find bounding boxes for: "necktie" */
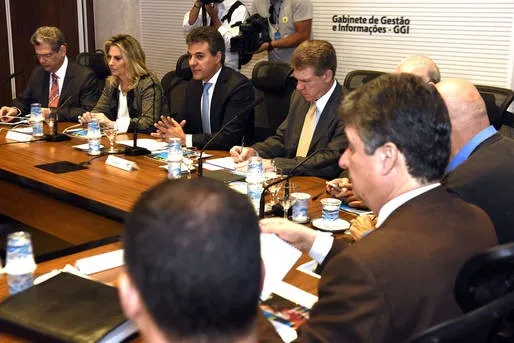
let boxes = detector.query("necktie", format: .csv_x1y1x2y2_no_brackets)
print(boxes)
296,102,317,157
49,73,59,108
202,82,212,134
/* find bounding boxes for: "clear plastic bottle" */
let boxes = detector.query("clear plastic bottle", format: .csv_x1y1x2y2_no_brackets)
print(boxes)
87,120,102,155
30,103,44,137
167,138,182,179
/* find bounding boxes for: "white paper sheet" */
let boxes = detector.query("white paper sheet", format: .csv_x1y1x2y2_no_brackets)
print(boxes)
260,233,302,300
75,249,124,275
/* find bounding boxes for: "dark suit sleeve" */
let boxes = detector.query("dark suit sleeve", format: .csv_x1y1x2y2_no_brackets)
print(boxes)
296,252,392,343
58,68,99,122
191,76,254,150
12,68,42,115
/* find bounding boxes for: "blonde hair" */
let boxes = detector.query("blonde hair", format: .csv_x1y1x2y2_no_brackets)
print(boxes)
104,34,149,90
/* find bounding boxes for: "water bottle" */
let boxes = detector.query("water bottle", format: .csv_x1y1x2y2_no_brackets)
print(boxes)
4,231,37,294
87,120,102,155
246,157,264,213
247,181,263,214
30,103,44,137
167,138,182,179
246,156,263,183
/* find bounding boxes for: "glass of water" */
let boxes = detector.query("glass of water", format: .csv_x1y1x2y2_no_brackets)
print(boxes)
277,181,296,219
103,123,119,153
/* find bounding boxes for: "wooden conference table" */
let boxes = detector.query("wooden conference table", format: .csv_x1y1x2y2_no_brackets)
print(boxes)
0,122,356,341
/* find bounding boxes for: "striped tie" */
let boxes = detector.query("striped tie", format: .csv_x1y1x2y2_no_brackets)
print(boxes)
48,73,59,108
202,82,212,133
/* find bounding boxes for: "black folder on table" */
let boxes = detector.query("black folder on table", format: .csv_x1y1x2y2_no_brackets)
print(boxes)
0,272,138,343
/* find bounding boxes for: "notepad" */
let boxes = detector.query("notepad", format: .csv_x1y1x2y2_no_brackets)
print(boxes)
0,272,138,343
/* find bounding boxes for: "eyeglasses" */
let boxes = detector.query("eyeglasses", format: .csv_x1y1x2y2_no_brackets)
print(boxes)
268,5,276,25
35,51,58,60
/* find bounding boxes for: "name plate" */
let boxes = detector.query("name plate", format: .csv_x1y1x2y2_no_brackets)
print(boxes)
6,129,34,142
105,155,139,171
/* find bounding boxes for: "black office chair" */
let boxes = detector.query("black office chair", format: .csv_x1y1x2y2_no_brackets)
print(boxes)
407,291,514,343
75,50,111,92
475,85,514,130
454,243,514,313
252,61,297,143
161,54,192,115
343,70,386,93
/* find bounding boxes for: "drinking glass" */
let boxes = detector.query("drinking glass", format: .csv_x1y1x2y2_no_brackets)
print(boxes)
277,181,296,219
103,125,119,153
263,163,281,212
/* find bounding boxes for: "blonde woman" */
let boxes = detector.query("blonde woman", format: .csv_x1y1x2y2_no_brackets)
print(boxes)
80,34,166,133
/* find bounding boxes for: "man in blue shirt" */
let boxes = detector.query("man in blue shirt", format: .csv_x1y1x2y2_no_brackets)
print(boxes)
437,78,514,243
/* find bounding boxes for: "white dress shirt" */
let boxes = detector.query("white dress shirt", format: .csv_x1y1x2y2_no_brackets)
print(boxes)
185,66,222,147
115,86,130,133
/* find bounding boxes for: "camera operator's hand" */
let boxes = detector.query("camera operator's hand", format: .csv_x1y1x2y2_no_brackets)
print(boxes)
205,3,221,28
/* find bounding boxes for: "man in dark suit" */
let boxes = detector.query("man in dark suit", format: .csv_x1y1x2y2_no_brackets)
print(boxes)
119,178,262,342
230,40,345,179
259,74,497,342
153,26,254,150
0,26,99,122
437,78,514,243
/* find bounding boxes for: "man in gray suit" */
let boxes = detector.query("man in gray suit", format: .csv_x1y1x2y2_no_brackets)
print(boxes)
230,40,346,179
259,74,496,342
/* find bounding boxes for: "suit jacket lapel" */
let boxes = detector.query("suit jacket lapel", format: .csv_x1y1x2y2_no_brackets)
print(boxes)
58,63,74,107
308,83,343,152
41,72,51,107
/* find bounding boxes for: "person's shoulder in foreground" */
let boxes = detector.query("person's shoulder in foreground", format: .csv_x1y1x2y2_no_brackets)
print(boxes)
119,178,262,343
259,73,497,343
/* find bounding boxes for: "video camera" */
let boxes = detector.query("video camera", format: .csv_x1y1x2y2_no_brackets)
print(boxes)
201,0,223,4
230,14,270,68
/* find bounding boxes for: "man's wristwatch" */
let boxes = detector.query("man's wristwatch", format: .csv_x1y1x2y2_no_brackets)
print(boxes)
267,42,274,51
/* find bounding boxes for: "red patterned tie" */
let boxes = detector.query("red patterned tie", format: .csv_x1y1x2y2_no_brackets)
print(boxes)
49,73,59,108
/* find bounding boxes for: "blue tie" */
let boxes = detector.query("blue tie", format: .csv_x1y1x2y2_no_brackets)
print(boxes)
202,82,212,133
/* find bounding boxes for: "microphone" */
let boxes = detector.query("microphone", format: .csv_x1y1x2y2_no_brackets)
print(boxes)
45,96,73,142
1,70,23,85
198,97,263,176
258,148,342,219
124,110,153,156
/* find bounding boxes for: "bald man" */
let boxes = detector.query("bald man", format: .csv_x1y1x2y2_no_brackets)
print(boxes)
396,55,441,84
438,78,514,243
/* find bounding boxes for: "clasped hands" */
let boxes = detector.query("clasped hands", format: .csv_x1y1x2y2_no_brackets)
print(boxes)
151,115,186,145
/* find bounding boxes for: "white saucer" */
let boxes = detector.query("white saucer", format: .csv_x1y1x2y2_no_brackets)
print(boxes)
312,218,350,232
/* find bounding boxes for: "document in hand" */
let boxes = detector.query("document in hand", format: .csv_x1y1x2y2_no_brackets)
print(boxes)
260,233,302,300
0,272,137,343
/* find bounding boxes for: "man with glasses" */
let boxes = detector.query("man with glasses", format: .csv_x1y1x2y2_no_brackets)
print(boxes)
251,0,312,62
230,40,345,179
0,26,99,122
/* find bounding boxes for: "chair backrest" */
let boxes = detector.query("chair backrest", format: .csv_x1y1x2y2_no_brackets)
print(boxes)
343,70,386,93
454,242,514,313
76,50,111,92
407,291,514,343
475,85,514,130
161,54,192,115
251,61,296,142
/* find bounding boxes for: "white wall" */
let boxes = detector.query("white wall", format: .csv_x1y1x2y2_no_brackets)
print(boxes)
93,0,514,90
93,0,141,51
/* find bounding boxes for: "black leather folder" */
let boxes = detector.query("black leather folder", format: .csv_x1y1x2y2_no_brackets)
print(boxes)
0,272,138,342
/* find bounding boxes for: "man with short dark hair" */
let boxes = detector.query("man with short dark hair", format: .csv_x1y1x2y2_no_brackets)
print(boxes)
0,26,99,122
153,26,254,150
438,78,514,243
118,178,262,343
260,74,497,342
230,40,345,179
